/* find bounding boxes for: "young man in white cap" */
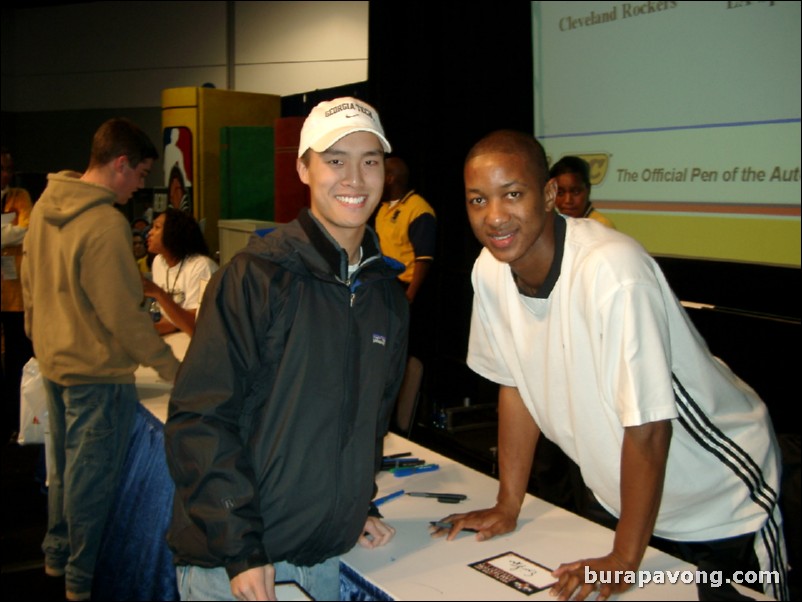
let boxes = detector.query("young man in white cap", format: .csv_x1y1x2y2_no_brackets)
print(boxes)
164,98,408,601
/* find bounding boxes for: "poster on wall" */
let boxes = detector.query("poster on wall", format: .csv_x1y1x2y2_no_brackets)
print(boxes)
163,127,194,215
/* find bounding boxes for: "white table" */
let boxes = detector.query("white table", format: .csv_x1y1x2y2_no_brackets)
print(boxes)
133,331,189,422
130,337,774,601
342,435,773,601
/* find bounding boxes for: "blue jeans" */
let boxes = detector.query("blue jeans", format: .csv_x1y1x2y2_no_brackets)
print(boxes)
177,556,341,601
41,380,138,598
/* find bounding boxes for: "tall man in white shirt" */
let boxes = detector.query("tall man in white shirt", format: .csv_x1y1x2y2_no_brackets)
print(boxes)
435,130,787,601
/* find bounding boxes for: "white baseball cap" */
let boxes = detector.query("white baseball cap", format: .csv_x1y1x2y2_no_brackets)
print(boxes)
298,97,392,158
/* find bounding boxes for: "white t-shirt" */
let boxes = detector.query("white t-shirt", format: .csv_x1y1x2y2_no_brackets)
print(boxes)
152,254,218,324
468,216,780,542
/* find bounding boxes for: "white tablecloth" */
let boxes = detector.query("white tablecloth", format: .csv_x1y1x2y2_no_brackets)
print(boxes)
341,434,774,601
134,331,189,423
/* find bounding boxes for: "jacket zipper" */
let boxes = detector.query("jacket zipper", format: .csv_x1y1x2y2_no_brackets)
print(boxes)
346,276,357,308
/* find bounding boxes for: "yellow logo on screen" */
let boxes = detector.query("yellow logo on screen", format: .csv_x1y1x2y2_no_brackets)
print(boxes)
575,153,609,186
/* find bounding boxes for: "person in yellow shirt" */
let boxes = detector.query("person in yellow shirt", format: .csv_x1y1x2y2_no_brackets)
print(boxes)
375,157,436,302
1,148,34,441
550,155,614,228
131,229,150,275
375,157,436,433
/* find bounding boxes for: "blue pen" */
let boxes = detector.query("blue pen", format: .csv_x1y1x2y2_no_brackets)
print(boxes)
374,489,405,506
393,463,440,478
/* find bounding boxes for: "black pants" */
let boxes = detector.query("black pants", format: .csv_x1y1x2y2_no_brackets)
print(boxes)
580,487,765,600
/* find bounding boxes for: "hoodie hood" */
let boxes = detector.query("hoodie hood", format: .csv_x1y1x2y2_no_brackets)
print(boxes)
38,171,117,227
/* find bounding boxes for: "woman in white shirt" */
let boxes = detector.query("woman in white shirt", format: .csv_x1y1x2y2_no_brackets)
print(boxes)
144,208,217,336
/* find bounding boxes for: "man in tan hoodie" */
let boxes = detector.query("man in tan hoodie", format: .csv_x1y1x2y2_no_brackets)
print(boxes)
22,118,179,601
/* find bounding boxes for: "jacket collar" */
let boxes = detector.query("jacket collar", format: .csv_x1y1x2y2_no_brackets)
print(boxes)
297,209,384,282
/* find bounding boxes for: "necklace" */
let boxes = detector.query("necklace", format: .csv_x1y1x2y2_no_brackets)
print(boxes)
512,271,540,297
166,258,186,305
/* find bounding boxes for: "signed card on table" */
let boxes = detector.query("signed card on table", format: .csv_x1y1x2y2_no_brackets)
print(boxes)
469,551,556,595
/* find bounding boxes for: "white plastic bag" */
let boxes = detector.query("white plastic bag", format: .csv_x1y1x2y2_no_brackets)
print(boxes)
18,357,48,445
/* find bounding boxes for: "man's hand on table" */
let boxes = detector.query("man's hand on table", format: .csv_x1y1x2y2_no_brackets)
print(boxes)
550,553,635,601
230,564,277,601
430,504,518,542
359,516,396,549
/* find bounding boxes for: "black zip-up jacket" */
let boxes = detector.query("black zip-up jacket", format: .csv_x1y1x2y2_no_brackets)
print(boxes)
165,210,409,578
